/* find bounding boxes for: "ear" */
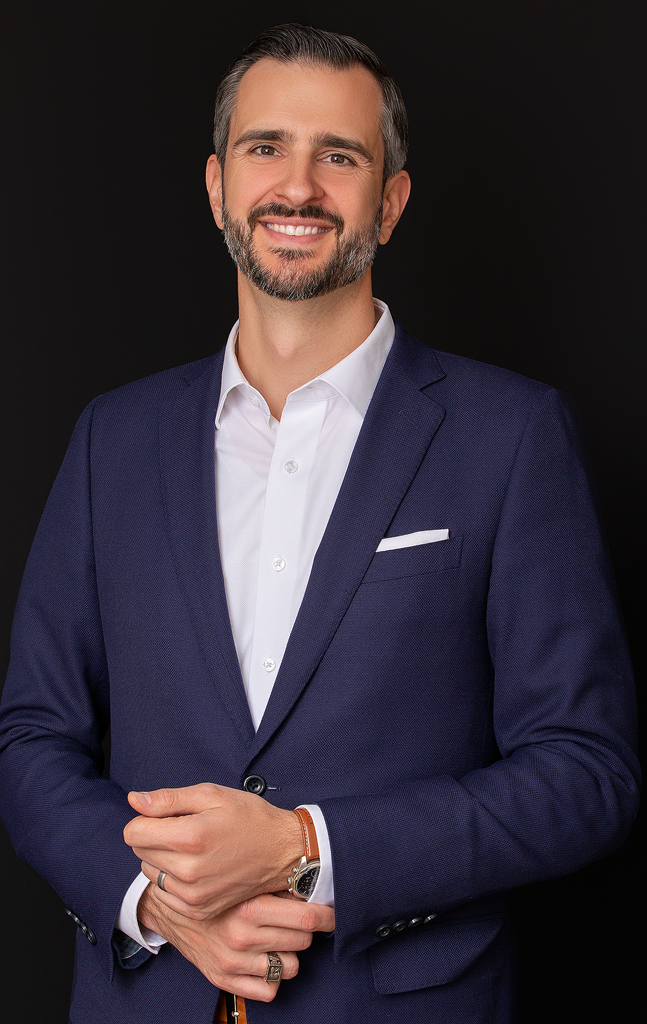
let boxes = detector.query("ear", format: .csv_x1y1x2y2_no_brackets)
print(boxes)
206,154,224,229
379,170,411,245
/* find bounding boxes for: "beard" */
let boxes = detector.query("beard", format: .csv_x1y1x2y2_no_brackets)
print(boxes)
221,199,383,302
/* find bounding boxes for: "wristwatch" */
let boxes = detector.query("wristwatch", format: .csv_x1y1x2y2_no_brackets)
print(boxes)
287,807,321,900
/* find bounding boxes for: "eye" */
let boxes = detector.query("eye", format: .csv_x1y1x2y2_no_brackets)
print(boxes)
323,152,354,166
252,144,279,157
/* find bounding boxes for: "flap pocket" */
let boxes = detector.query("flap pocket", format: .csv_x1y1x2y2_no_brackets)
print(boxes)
370,917,504,993
362,532,463,583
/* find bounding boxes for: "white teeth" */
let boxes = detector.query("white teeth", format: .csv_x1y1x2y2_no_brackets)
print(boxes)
265,223,327,236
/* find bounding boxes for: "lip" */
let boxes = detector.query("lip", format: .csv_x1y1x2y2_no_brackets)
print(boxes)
258,219,334,243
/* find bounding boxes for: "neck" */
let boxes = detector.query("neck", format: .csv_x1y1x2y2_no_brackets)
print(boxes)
235,272,377,420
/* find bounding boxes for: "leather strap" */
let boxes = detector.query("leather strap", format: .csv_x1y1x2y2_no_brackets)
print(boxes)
293,806,320,861
214,991,247,1023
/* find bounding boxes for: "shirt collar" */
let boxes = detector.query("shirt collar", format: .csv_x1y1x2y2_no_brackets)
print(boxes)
215,299,395,428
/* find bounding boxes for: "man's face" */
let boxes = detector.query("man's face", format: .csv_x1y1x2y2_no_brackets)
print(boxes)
210,59,388,301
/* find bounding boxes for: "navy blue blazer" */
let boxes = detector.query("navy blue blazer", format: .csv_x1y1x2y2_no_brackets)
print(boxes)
0,326,639,1023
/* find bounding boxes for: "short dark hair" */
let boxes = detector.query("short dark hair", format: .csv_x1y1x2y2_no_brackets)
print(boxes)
213,24,408,183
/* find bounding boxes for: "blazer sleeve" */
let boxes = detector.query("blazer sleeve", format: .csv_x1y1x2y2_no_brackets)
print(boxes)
317,386,640,960
0,400,149,978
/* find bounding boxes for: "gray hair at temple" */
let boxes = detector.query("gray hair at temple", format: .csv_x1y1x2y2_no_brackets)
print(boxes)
212,24,408,184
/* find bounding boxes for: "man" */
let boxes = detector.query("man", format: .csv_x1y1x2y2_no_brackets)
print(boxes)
0,23,639,1024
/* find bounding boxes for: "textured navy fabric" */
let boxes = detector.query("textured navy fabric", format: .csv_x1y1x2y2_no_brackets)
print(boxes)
0,326,639,1023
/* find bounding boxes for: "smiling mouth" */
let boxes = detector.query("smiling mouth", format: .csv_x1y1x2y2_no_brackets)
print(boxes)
263,222,331,237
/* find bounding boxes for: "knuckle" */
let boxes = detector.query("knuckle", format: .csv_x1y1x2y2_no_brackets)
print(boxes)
237,898,256,921
180,887,202,906
176,862,200,885
257,988,276,1003
228,926,249,952
157,788,176,808
299,906,317,932
178,828,202,856
299,931,313,950
199,782,218,799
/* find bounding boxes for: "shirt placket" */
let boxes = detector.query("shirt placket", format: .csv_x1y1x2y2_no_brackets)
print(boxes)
246,394,327,728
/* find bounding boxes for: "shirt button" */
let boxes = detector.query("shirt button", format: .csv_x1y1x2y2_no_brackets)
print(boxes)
272,557,286,572
263,658,276,672
284,460,298,474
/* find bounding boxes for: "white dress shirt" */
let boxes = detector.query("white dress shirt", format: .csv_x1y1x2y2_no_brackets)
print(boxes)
117,300,395,952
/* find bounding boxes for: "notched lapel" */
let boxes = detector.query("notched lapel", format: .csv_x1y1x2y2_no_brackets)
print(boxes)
251,328,447,754
158,351,255,745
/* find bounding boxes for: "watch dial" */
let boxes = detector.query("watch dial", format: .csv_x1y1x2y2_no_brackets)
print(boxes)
296,867,319,899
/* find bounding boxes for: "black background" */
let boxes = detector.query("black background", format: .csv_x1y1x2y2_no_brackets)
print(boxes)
1,2,644,1020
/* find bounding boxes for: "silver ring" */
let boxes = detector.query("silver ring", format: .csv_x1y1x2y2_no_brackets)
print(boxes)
265,951,283,983
156,870,167,892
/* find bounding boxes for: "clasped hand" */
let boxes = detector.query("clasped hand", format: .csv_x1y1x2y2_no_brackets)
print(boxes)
124,782,302,919
123,783,335,1000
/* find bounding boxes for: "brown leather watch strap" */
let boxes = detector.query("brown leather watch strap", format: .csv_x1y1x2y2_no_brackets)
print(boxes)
293,807,320,861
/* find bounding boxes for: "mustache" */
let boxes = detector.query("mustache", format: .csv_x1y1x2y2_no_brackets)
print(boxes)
247,203,344,234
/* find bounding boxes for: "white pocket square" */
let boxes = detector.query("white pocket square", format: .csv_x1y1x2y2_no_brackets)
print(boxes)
376,529,450,552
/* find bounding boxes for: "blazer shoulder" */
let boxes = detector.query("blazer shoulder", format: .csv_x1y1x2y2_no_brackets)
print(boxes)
433,347,552,397
92,352,221,412
65,352,223,455
393,323,554,404
392,325,571,445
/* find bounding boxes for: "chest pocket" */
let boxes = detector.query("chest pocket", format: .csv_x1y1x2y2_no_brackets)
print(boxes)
362,533,463,583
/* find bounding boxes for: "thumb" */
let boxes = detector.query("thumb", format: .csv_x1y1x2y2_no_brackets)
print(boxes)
128,782,221,817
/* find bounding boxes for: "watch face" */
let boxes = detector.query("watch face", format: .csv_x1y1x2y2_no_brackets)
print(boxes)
295,866,320,899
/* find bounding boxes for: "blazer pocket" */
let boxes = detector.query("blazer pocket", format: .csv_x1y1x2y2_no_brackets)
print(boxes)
362,533,463,583
370,916,504,994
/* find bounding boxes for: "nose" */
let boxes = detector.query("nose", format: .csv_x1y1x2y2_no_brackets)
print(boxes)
274,154,324,209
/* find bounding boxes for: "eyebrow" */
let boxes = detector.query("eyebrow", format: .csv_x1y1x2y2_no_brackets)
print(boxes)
231,128,375,164
312,132,374,163
232,128,294,148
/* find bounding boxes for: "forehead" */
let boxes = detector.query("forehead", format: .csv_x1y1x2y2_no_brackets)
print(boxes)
229,58,384,150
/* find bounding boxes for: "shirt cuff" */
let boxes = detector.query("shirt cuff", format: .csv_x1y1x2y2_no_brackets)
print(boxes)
116,871,168,953
299,804,334,907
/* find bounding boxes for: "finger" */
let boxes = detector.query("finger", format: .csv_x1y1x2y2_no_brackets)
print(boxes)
124,812,209,853
243,893,335,935
213,952,299,1002
149,881,213,920
140,862,222,920
140,860,179,896
128,782,222,818
257,950,299,982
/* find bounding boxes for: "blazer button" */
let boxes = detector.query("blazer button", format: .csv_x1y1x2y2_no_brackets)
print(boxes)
392,920,408,933
408,917,424,928
243,775,267,796
375,924,392,939
86,928,97,945
424,912,438,924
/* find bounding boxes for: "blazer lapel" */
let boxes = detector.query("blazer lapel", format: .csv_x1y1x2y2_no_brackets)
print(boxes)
250,327,447,755
159,351,256,746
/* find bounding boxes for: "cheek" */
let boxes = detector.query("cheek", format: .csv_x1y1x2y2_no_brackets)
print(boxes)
332,176,382,218
226,166,279,211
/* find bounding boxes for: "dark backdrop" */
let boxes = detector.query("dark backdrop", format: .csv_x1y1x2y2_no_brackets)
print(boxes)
1,2,644,1020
